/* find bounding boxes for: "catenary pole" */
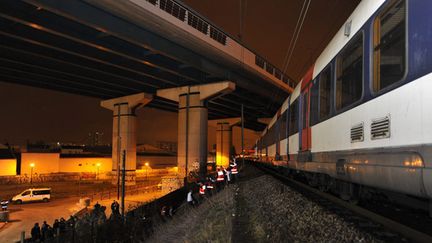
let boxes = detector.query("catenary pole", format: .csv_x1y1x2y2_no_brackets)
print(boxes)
121,150,126,220
241,104,245,168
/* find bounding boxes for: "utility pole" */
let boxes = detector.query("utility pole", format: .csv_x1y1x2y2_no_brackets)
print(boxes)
121,150,126,221
241,104,245,169
117,105,121,200
184,86,190,184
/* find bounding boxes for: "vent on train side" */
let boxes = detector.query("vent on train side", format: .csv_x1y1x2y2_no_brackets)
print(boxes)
350,123,364,143
371,116,390,140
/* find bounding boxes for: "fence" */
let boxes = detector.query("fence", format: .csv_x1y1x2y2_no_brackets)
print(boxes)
0,172,100,185
19,187,188,242
78,184,161,202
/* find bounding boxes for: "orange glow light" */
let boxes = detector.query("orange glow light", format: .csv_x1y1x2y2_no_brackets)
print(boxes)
29,23,43,30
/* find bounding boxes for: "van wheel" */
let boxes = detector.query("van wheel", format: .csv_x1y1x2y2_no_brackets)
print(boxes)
16,200,22,204
43,198,49,203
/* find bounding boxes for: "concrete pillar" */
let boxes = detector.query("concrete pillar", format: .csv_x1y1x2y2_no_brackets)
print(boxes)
101,93,153,185
210,118,241,168
157,81,235,179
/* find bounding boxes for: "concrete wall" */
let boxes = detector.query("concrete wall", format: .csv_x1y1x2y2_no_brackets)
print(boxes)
19,153,112,175
0,159,17,176
59,158,112,173
21,153,60,175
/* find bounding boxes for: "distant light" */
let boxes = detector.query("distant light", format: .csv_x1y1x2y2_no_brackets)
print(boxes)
30,163,35,168
96,163,101,167
145,162,149,166
29,23,43,30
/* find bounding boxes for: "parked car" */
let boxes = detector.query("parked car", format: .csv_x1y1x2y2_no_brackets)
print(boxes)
12,188,51,204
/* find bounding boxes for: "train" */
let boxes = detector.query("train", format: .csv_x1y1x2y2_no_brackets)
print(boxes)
254,0,432,214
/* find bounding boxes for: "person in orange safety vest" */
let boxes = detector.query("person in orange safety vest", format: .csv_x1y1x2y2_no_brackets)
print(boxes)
216,167,225,191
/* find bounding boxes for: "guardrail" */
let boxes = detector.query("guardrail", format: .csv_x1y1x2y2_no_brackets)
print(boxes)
142,0,294,87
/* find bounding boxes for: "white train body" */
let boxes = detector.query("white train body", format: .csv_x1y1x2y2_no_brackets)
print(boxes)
256,0,432,201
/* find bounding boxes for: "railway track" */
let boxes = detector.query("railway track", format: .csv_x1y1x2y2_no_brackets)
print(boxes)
255,163,432,243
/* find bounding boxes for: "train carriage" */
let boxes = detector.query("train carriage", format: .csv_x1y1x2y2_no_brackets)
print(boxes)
256,0,432,213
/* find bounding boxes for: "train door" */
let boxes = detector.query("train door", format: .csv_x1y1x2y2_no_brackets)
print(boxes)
275,109,281,160
299,67,314,152
300,86,311,151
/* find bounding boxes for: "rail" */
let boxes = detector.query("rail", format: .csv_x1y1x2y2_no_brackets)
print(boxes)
255,163,432,243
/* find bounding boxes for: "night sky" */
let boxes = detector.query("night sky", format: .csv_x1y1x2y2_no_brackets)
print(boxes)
0,0,358,147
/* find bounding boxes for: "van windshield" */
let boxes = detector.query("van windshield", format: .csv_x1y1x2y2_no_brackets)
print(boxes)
21,191,30,196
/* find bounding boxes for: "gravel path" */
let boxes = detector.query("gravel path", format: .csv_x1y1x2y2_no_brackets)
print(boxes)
143,165,399,242
237,167,385,242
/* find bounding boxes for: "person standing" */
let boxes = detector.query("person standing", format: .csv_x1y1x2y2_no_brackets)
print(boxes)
224,167,231,186
205,177,214,196
59,217,66,233
230,160,238,182
187,190,195,207
216,167,225,191
111,200,120,215
168,206,174,218
198,183,206,202
41,221,50,242
53,219,59,236
31,222,41,242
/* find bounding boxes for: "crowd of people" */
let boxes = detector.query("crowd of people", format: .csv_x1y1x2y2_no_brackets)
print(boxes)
30,216,73,242
187,157,239,207
28,200,124,242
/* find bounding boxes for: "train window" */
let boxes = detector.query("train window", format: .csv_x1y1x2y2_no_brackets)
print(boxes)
310,79,319,126
268,126,275,145
289,99,299,136
336,33,363,110
319,66,332,119
373,0,406,92
279,110,288,139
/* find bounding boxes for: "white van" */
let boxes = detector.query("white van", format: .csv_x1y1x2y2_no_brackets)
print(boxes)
12,188,51,204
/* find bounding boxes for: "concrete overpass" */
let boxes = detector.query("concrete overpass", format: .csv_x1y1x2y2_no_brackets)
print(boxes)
0,0,296,131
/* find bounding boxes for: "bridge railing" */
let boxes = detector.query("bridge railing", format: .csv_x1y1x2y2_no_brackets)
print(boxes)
143,0,294,87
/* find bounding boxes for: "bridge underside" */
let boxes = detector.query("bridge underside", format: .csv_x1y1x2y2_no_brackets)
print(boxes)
0,0,291,131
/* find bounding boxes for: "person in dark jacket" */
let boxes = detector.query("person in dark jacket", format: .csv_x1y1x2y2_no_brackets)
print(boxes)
52,219,59,236
41,221,50,241
111,200,120,215
31,222,41,241
59,217,66,233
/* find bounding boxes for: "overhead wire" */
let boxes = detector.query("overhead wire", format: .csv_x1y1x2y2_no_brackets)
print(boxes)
281,0,308,73
266,0,312,116
282,0,312,75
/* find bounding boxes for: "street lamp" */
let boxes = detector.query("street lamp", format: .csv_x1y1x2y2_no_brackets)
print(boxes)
78,163,82,197
30,163,35,185
144,162,149,185
96,163,101,180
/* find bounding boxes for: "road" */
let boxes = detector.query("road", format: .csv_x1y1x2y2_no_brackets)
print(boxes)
0,192,164,243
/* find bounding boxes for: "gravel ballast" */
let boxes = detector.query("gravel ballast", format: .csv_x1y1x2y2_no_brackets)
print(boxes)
237,168,384,242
